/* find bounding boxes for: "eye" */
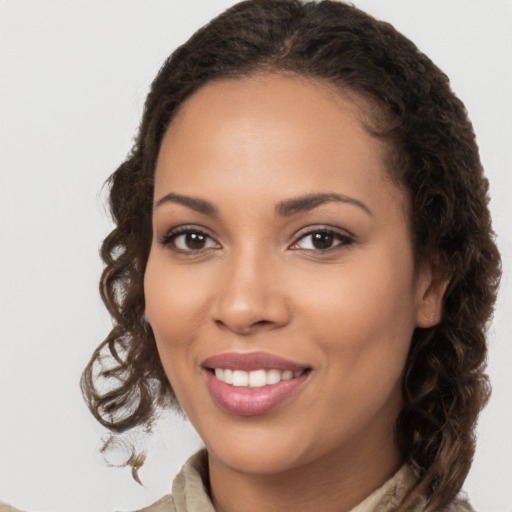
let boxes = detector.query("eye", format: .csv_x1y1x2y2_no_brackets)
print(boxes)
290,229,354,251
160,227,220,253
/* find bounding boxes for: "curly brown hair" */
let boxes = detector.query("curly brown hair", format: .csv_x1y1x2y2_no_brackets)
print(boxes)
81,1,501,509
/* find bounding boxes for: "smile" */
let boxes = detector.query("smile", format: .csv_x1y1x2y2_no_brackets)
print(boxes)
213,368,304,387
202,352,311,416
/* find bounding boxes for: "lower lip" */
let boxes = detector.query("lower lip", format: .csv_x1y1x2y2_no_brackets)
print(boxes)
204,370,310,416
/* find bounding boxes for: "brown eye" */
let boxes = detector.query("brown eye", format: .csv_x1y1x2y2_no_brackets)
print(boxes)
162,228,220,252
182,232,208,250
311,232,334,250
291,229,354,251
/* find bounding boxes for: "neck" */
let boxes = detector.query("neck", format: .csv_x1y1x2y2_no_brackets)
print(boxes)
208,426,402,512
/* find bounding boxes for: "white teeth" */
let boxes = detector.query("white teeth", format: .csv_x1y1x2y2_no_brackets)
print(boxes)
213,368,305,387
248,369,267,387
266,369,281,385
223,368,233,384
232,370,249,387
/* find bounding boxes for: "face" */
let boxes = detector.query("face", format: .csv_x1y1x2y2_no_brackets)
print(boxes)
144,73,442,478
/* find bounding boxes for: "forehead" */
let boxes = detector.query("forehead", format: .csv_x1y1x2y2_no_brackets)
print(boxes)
154,73,406,217
164,73,383,157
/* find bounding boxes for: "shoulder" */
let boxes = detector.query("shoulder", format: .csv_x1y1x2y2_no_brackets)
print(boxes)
135,450,213,512
0,502,26,512
351,464,478,512
135,494,176,512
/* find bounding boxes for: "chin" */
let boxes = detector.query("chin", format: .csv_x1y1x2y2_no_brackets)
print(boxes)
208,434,309,475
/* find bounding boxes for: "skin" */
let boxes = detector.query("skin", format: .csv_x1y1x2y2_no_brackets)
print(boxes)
144,73,446,512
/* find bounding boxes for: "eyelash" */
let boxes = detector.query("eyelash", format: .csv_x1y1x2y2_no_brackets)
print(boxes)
290,228,354,252
159,226,354,254
159,226,218,254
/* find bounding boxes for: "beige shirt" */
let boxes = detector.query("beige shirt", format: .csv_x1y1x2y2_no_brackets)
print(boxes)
0,451,474,512
0,504,24,512
137,450,475,512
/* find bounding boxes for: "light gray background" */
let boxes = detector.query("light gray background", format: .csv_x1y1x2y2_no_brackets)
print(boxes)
1,1,511,511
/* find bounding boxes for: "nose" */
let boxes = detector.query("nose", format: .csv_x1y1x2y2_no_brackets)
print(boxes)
211,250,291,335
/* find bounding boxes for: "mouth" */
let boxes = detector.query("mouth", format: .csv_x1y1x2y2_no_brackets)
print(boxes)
208,367,310,387
202,352,312,416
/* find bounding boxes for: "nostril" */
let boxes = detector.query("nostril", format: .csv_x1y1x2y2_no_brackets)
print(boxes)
255,320,272,326
214,317,274,333
214,319,228,329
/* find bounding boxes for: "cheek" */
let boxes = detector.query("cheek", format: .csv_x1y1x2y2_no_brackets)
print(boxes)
296,256,416,430
145,251,209,331
295,247,417,368
143,253,208,374
144,260,210,412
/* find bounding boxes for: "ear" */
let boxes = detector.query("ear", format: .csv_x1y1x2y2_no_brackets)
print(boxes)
415,257,450,328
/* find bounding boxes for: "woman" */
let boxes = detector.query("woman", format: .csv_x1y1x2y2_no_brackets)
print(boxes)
81,1,501,511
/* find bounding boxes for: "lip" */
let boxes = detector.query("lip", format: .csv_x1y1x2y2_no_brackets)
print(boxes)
202,352,311,416
202,351,309,372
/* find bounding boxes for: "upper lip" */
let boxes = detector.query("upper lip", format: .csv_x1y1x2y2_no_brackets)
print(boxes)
202,351,310,372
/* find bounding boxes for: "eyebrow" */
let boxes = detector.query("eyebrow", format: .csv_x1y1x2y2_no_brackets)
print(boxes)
154,191,372,218
276,193,373,217
155,192,218,216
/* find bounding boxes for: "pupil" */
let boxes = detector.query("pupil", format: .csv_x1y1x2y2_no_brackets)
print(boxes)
186,233,206,249
312,232,333,250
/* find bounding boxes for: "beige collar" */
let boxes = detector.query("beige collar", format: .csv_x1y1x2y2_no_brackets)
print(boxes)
140,450,473,512
168,450,415,512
